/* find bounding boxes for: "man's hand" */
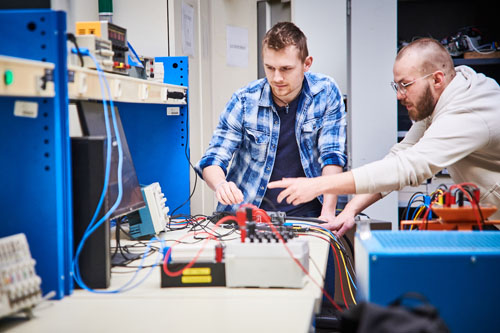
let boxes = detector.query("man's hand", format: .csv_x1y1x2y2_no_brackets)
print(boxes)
318,213,336,225
215,181,244,205
268,177,321,205
323,209,356,237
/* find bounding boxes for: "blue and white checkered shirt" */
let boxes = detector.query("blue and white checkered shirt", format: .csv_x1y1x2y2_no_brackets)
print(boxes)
195,72,347,212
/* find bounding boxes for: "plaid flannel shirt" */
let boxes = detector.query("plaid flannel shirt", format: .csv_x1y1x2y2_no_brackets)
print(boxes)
195,72,347,212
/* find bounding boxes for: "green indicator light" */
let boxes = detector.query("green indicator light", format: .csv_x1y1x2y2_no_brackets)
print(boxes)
4,70,14,85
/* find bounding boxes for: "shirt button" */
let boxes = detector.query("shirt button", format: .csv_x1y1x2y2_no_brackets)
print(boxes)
271,144,276,149
274,121,278,125
266,167,270,171
260,186,264,190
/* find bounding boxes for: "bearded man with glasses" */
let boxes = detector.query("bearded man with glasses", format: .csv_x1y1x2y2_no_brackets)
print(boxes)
269,37,500,235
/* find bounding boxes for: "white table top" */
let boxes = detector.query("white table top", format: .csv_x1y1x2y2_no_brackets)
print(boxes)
1,225,330,333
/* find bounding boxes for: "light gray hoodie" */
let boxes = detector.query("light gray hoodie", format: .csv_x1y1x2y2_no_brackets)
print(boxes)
353,66,500,219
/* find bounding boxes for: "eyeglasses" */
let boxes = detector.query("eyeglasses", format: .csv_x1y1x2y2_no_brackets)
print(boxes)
390,72,434,95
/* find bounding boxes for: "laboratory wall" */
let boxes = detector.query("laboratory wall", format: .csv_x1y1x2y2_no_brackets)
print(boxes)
293,0,398,226
348,0,398,226
167,0,258,215
291,0,347,94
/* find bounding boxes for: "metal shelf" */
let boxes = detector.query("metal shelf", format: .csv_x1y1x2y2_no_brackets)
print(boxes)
453,58,500,66
68,65,187,105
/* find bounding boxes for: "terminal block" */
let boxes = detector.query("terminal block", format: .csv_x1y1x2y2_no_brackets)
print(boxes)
225,238,309,288
0,233,42,319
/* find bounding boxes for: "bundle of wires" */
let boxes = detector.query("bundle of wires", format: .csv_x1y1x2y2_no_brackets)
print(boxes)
413,182,485,230
161,205,354,312
401,185,448,230
446,183,485,230
285,220,357,310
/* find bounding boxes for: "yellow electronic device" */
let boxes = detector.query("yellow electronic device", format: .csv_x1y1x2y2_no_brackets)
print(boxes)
75,21,129,74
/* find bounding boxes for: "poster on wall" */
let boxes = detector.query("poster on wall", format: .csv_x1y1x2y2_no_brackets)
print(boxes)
182,2,194,56
226,25,248,68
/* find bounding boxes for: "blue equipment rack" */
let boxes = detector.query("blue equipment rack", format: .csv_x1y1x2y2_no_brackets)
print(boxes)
0,9,73,299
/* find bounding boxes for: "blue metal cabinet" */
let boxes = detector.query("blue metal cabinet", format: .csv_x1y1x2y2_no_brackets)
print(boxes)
0,10,73,299
356,231,500,333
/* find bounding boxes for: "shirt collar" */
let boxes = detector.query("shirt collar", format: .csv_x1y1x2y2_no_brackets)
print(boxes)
258,72,315,107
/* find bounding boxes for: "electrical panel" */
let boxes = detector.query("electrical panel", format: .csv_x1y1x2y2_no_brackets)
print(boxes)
129,56,155,80
70,35,114,72
0,233,42,319
75,21,129,74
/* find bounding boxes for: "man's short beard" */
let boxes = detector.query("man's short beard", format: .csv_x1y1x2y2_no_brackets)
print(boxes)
410,84,435,121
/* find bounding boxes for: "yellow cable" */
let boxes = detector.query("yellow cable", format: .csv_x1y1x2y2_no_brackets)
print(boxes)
414,205,426,220
305,226,357,304
337,243,357,305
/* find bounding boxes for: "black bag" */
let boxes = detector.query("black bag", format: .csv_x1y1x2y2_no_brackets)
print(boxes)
340,292,450,333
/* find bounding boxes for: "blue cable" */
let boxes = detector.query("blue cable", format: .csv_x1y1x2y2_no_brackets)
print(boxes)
411,204,427,220
406,193,426,220
70,48,113,239
70,48,115,289
70,48,134,293
71,52,166,294
118,237,166,293
75,52,124,291
284,221,357,290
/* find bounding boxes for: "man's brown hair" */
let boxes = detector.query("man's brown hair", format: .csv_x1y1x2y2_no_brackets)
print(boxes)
262,22,309,62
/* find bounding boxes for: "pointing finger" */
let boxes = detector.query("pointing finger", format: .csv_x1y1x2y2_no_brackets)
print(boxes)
267,179,289,189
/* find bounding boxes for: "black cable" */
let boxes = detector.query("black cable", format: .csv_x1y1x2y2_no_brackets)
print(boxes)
188,215,239,240
170,104,197,216
436,183,448,191
286,216,354,257
400,191,424,223
460,186,485,224
112,219,120,258
342,235,354,257
286,216,327,224
260,196,278,211
357,212,371,219
66,33,84,67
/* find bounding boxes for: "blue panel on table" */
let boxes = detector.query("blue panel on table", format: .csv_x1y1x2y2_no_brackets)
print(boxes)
0,9,72,299
117,102,190,216
120,56,191,216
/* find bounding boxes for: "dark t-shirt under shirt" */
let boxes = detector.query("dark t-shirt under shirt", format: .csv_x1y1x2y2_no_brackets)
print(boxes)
259,91,322,217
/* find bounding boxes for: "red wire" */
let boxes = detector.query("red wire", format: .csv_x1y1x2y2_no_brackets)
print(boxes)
163,209,343,312
450,182,479,191
162,216,236,277
455,184,483,230
301,232,350,310
253,209,271,222
330,238,349,310
264,222,343,312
